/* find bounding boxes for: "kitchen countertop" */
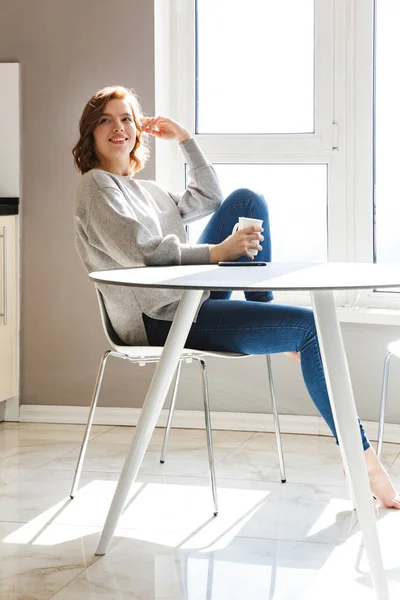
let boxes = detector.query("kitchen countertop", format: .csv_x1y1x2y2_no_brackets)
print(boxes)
0,198,19,215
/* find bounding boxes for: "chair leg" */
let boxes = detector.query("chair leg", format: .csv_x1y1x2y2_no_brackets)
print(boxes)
198,358,219,516
377,352,393,460
160,361,183,463
70,350,113,499
266,354,287,483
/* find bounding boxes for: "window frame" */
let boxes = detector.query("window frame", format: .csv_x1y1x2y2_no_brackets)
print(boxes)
351,0,400,309
154,0,398,311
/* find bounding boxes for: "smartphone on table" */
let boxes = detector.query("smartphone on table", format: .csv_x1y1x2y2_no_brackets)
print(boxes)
218,262,267,267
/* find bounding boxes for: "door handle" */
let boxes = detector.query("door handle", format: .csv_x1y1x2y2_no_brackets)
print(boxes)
0,226,7,325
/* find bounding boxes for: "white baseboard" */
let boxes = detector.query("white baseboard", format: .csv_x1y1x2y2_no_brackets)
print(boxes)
18,404,400,445
4,396,20,421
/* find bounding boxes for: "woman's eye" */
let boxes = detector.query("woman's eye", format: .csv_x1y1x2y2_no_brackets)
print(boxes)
99,118,109,124
123,117,132,122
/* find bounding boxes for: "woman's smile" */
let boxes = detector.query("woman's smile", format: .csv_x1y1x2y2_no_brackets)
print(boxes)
109,135,129,145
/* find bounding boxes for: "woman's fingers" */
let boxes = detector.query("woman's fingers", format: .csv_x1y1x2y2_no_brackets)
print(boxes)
247,233,264,242
140,116,153,130
239,228,263,249
152,117,162,131
242,225,263,233
141,116,162,133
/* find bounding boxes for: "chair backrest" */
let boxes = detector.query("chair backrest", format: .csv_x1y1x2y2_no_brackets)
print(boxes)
95,287,128,348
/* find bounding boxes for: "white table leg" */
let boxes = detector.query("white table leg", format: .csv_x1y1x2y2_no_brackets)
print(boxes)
95,289,204,556
311,290,388,600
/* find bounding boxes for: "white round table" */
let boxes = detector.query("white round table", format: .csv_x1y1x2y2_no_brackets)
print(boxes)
90,262,400,600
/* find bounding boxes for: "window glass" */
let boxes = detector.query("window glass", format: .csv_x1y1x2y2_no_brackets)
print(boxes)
189,163,328,262
196,0,315,134
374,0,400,266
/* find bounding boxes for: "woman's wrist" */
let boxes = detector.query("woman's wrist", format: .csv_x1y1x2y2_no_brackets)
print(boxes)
209,245,224,264
176,129,192,144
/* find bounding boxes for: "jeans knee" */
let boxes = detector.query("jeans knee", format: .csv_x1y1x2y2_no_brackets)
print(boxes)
298,309,319,347
225,188,267,211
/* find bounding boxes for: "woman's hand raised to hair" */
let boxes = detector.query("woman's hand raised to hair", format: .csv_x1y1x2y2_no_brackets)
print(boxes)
141,116,191,143
209,226,264,263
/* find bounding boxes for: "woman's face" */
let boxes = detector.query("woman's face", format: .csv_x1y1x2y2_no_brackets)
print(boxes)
92,97,137,173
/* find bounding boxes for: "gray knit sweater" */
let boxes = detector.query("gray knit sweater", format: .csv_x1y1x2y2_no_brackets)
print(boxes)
75,138,223,345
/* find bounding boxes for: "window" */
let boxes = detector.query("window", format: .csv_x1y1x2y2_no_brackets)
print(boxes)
374,0,400,268
155,0,399,310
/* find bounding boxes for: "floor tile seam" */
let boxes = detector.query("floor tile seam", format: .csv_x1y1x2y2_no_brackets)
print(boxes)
0,438,75,447
0,526,351,551
0,423,113,432
32,466,123,477
233,533,348,547
77,528,343,549
0,440,95,455
277,477,349,489
212,431,260,467
4,463,351,492
82,425,117,443
0,519,103,529
0,469,43,487
0,444,91,488
92,469,353,492
133,470,351,491
47,560,101,600
90,427,255,450
209,474,350,491
386,449,400,469
0,435,115,461
220,533,342,548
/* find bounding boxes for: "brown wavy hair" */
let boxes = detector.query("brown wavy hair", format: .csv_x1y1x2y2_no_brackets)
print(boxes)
72,86,149,175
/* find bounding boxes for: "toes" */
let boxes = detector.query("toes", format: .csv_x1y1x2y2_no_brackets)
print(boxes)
380,496,400,509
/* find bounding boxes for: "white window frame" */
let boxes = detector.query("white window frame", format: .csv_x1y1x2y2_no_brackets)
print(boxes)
350,0,400,310
154,0,399,313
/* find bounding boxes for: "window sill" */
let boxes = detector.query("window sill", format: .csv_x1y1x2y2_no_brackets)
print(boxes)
336,307,400,326
235,291,400,325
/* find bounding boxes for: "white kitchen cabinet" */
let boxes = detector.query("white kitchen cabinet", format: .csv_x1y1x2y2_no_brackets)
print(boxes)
0,215,17,404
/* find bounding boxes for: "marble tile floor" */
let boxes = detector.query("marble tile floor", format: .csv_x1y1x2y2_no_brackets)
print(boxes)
0,422,400,599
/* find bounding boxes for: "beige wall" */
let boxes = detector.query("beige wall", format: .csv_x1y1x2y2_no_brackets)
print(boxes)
0,0,156,407
1,1,400,425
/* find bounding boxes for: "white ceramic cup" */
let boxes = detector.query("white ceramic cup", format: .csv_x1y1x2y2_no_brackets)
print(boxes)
231,217,263,256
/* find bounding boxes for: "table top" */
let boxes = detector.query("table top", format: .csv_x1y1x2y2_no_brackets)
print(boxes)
89,262,400,292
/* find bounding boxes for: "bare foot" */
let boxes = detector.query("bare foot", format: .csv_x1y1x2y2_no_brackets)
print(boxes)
364,447,400,509
284,351,301,363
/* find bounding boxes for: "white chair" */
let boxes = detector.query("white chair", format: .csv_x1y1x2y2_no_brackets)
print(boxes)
377,339,400,459
70,288,286,515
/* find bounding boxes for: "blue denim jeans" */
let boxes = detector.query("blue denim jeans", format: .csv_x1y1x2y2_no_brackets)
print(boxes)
143,188,370,451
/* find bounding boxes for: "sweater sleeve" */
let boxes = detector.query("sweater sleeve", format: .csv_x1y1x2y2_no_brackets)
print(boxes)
86,187,211,266
168,138,224,223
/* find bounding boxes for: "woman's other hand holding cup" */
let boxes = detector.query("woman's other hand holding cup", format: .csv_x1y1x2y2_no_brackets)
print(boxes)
210,219,264,263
